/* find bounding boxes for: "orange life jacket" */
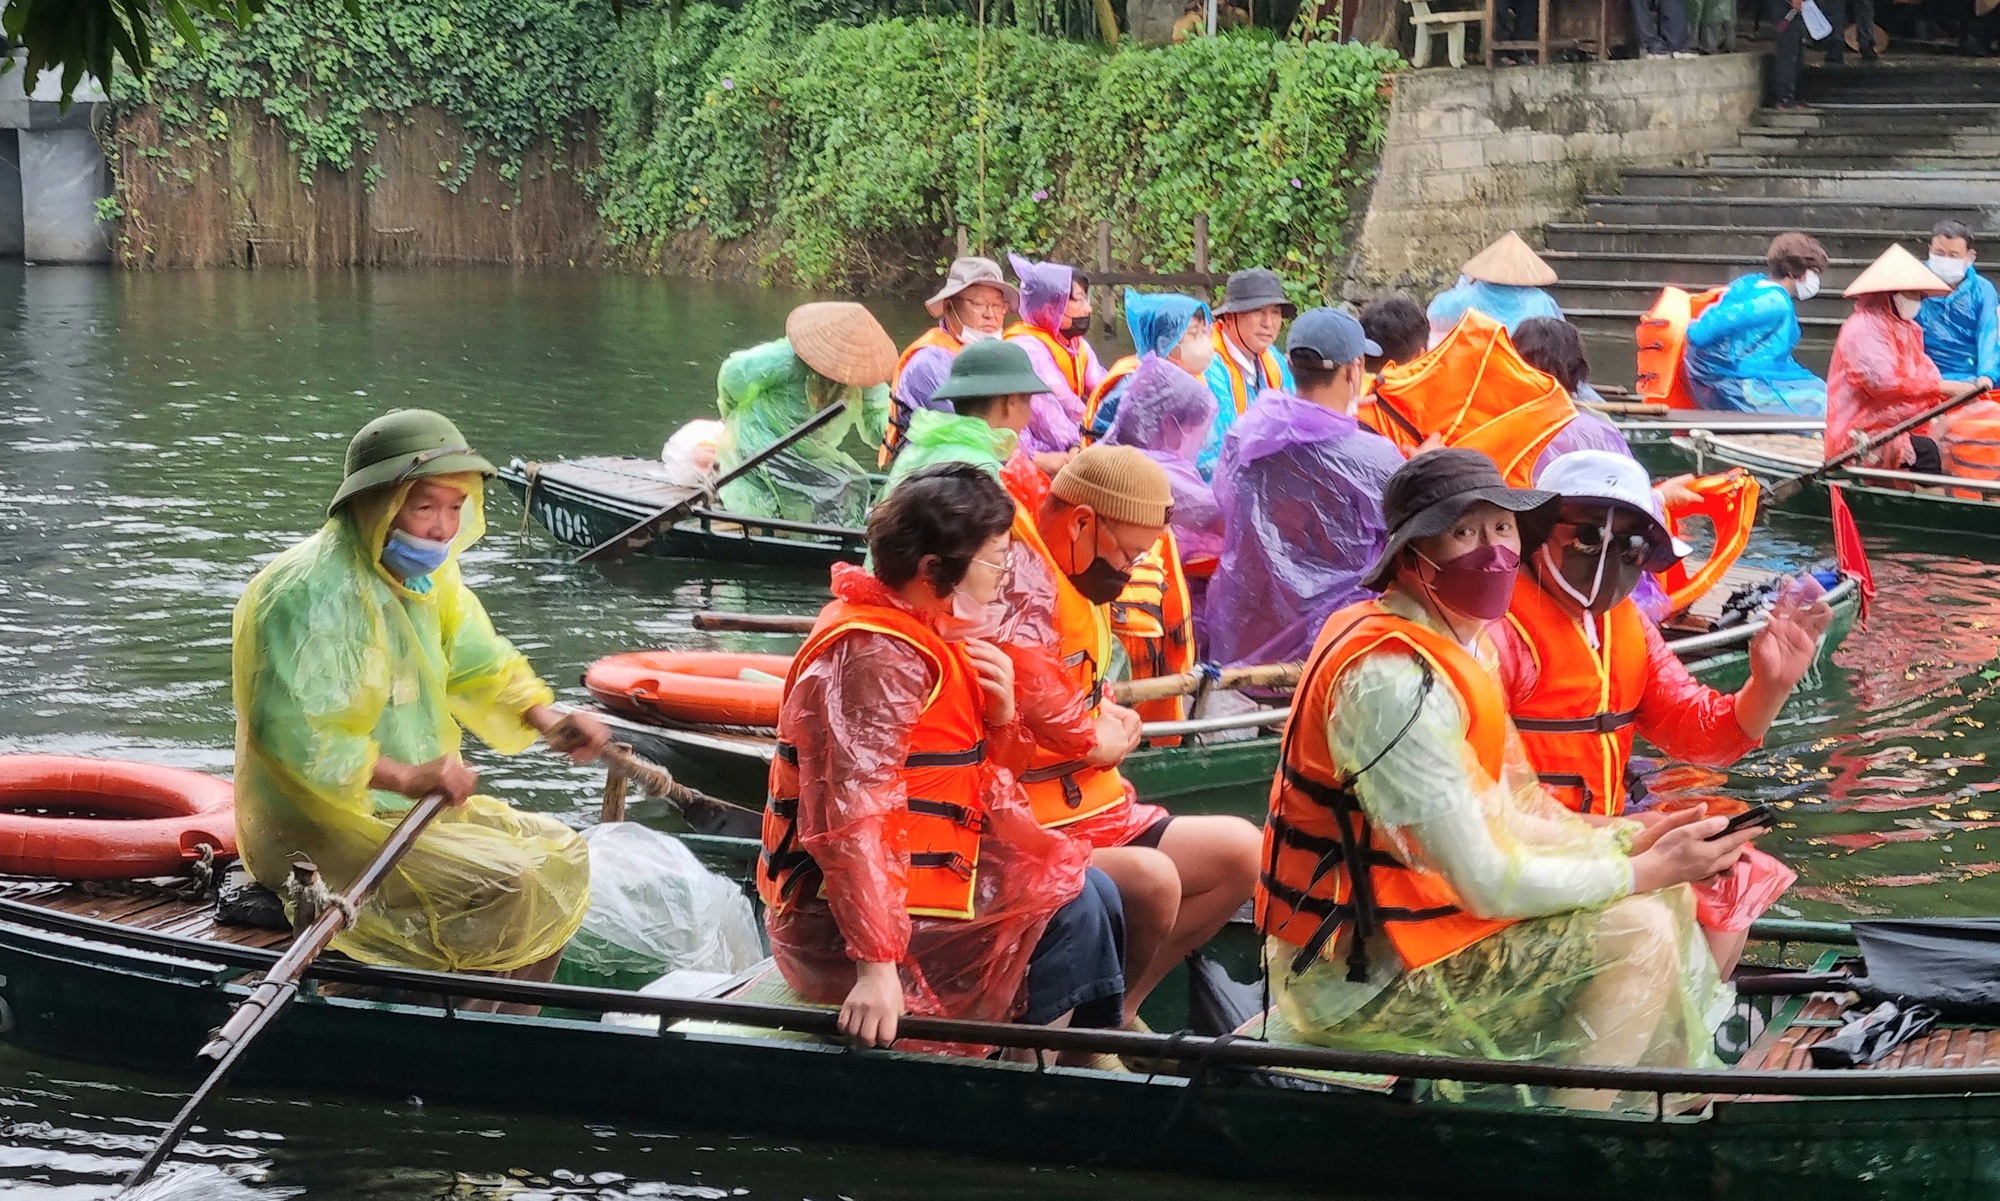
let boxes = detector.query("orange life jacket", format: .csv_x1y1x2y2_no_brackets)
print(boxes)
758,600,990,920
1257,600,1516,980
1081,355,1140,442
1212,326,1289,416
1109,528,1195,743
1635,287,1723,410
882,326,965,467
1371,309,1577,488
1005,322,1089,397
1940,398,2000,501
1010,505,1128,828
1655,471,1760,616
1502,572,1648,816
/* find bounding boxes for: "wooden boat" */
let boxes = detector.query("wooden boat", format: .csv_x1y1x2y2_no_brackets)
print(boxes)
1603,407,1825,449
499,456,865,569
1673,430,2000,542
3,881,1998,1198
607,568,1862,815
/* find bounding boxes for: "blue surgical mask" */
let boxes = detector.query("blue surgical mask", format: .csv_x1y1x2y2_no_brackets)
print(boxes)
381,529,453,585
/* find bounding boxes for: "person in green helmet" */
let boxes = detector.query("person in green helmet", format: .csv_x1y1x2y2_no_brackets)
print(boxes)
231,409,607,1002
881,339,1051,503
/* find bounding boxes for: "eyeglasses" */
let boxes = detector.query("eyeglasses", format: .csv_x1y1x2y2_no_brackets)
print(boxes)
970,555,1013,586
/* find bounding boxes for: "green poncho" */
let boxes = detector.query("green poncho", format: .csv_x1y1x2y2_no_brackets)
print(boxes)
879,407,1017,498
231,474,589,973
714,337,889,527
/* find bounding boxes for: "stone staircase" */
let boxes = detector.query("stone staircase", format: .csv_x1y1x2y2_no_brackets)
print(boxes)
1540,59,2000,387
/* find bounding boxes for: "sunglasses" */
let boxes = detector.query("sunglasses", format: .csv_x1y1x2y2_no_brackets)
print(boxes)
1558,521,1660,568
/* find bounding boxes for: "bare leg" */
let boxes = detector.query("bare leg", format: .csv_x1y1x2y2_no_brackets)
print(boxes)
1126,816,1262,1020
1702,925,1749,979
1551,894,1679,1111
1090,845,1179,1021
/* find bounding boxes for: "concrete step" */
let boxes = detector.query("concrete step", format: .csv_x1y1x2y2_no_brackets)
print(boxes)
1546,222,1935,261
1707,147,1999,170
1747,103,2000,135
1796,62,2000,103
1581,194,1999,230
1615,168,2000,205
1539,248,1872,285
1565,301,1842,337
1734,131,2000,156
1547,278,1854,322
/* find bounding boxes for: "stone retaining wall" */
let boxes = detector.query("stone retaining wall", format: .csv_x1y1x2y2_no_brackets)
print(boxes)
1348,54,1765,297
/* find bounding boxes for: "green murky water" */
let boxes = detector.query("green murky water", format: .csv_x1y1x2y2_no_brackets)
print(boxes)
1,265,1998,1197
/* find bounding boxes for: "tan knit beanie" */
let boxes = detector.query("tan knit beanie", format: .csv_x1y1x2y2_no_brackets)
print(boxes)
1050,444,1174,528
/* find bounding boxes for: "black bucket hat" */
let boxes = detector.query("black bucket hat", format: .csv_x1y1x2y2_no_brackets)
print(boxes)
1214,268,1298,318
1360,448,1561,592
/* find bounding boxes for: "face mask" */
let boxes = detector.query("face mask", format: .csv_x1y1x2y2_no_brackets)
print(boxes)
1893,293,1924,321
1063,313,1092,339
958,323,997,345
1067,555,1132,605
1415,542,1520,623
382,529,452,582
1177,330,1215,376
1928,255,1971,287
935,587,1005,642
1794,271,1822,302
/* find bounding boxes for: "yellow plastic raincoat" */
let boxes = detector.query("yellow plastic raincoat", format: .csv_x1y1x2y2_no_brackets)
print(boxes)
231,473,589,973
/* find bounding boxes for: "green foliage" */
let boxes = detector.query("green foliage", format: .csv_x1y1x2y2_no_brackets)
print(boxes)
4,0,276,104
106,0,619,184
595,5,1399,297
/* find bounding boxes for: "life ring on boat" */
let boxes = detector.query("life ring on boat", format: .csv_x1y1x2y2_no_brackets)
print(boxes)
1657,470,1760,616
1634,286,1722,410
0,755,237,880
584,650,793,727
1938,398,2000,501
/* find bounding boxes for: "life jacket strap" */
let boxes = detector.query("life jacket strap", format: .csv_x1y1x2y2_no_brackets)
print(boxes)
1512,710,1639,735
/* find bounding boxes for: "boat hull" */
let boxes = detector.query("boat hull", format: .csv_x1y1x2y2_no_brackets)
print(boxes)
1674,433,2000,544
1,908,1995,1200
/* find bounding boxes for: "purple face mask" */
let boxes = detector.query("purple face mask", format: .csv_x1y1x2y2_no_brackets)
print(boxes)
1417,542,1521,621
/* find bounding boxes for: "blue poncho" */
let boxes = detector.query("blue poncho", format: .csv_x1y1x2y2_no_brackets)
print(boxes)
1917,267,2000,383
1427,278,1563,340
1682,274,1827,416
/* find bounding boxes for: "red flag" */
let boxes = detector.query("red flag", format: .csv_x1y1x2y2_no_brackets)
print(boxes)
1828,483,1875,620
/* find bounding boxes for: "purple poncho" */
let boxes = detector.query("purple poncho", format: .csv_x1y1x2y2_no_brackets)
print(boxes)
1102,356,1224,564
1206,390,1406,667
1006,253,1106,457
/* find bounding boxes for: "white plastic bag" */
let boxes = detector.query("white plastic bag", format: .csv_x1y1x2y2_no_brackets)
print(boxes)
563,822,763,985
659,419,725,488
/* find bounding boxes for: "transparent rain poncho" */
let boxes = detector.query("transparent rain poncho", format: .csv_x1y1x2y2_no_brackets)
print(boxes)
1683,274,1827,415
1206,391,1405,667
1426,278,1563,342
231,474,590,974
561,822,763,989
714,337,889,526
1101,356,1224,564
1268,595,1733,1095
1917,268,2000,383
1007,254,1107,457
1827,295,1947,470
880,407,1017,497
1087,290,1210,440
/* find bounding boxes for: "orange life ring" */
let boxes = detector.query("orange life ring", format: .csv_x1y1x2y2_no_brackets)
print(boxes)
1635,286,1723,410
0,755,237,879
584,650,793,727
1939,398,2000,501
1657,470,1760,616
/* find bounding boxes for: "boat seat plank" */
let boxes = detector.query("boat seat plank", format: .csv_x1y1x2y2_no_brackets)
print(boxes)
0,879,297,952
1734,995,2000,1095
527,457,698,509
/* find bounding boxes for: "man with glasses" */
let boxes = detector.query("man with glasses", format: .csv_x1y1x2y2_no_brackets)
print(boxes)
1492,450,1832,972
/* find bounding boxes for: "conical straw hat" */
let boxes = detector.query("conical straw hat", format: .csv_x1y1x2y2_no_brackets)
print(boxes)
785,302,899,387
1842,243,1951,298
1461,231,1558,287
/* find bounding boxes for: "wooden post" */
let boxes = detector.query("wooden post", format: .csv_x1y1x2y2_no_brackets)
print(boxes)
1536,0,1549,64
956,225,969,257
1095,219,1114,350
600,768,630,824
1193,214,1210,276
1484,0,1497,65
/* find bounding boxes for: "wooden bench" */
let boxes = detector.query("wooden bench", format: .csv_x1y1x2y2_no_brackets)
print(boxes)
1409,0,1483,67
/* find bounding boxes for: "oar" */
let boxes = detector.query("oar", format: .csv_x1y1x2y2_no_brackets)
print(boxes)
1766,380,1990,502
573,399,851,564
121,791,454,1191
594,740,763,840
694,611,816,634
1112,662,1305,704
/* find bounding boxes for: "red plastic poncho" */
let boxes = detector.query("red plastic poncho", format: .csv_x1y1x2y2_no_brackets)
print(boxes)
764,565,1093,1033
1826,295,1946,470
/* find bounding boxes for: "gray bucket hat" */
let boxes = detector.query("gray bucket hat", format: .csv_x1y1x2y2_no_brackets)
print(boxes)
929,339,1050,403
1214,268,1297,318
329,409,495,515
1359,448,1560,592
926,257,1021,318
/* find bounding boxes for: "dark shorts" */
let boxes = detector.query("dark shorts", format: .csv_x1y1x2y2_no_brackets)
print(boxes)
1022,867,1126,1028
1910,435,1944,476
1125,814,1176,850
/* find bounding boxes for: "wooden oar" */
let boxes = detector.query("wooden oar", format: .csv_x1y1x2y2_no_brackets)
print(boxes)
694,610,816,634
1766,380,1991,502
573,400,851,564
121,791,454,1191
1112,662,1305,704
594,740,763,840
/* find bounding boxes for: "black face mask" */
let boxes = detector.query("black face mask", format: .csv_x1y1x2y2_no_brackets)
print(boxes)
1548,540,1645,614
1063,313,1092,338
1067,555,1131,605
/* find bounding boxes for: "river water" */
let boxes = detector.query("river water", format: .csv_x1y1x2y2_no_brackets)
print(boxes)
0,265,1997,1197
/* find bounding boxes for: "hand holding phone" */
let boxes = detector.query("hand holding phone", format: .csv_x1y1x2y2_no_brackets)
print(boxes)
1706,803,1777,841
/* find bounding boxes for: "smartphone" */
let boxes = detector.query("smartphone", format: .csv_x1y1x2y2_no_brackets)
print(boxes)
1706,803,1777,841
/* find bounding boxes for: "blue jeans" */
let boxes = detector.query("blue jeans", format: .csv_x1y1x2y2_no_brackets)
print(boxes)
1022,867,1126,1028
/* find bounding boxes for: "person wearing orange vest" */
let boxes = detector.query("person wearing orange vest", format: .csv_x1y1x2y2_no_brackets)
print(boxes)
1199,268,1296,477
1493,449,1832,973
882,257,1018,467
997,445,1261,1022
760,463,1126,1050
1082,288,1212,442
1256,448,1760,1099
1005,253,1108,464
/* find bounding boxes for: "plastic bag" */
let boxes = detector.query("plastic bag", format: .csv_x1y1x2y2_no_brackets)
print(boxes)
660,419,725,488
1690,845,1797,933
561,822,763,989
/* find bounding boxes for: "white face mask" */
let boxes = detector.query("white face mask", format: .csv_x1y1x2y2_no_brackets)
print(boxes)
934,586,1005,642
1928,255,1971,287
1794,270,1822,302
958,324,997,345
1894,293,1924,321
1176,328,1215,376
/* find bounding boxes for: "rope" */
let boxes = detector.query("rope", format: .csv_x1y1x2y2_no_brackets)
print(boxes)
604,745,712,809
284,864,357,936
517,461,541,541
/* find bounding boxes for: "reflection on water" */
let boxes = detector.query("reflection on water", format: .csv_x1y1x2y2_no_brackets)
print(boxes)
1,266,1999,1195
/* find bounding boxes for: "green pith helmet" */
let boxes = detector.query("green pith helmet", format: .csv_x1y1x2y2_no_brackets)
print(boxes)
328,409,496,515
928,339,1050,403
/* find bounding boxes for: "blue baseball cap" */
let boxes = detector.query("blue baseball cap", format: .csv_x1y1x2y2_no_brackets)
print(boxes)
1286,307,1380,370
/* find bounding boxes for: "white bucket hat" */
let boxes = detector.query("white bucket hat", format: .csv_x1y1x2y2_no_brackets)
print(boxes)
1535,450,1690,571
